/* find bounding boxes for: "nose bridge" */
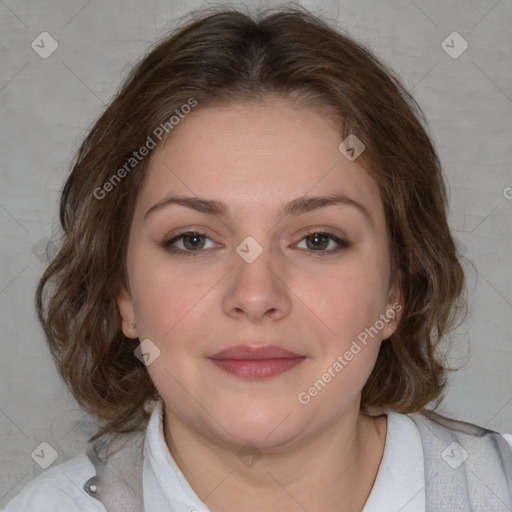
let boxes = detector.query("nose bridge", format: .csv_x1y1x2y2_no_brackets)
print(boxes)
222,236,292,322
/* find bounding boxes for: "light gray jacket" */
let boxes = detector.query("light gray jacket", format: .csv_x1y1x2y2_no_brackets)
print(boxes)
4,410,512,511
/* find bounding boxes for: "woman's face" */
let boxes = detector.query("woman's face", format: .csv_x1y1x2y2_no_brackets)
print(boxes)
118,97,400,449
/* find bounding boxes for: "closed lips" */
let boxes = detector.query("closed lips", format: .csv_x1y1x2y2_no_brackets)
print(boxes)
208,344,304,360
208,345,306,379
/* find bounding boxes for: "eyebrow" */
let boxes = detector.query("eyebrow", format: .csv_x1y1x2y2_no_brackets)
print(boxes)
144,194,373,226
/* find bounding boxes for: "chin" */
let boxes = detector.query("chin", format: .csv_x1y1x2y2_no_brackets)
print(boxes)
207,405,308,451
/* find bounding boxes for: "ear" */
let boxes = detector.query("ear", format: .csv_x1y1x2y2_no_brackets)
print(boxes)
381,281,404,340
117,284,138,339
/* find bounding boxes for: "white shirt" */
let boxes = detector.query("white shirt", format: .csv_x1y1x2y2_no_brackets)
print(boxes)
4,401,512,512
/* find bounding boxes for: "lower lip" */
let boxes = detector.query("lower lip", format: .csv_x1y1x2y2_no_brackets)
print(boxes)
209,357,305,379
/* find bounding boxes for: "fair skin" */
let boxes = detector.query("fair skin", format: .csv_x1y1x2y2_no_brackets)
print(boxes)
118,97,402,512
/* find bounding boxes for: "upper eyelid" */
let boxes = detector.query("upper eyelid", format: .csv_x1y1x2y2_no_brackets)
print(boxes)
165,226,219,241
165,228,345,240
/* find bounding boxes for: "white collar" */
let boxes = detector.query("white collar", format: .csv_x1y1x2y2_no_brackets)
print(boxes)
143,400,425,512
362,412,425,512
143,400,209,512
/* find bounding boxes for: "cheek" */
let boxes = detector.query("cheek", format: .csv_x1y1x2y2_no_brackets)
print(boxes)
296,262,387,408
129,248,220,338
299,255,390,341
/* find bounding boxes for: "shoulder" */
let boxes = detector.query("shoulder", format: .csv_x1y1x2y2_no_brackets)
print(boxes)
396,410,512,511
407,409,512,503
2,454,106,512
408,409,512,450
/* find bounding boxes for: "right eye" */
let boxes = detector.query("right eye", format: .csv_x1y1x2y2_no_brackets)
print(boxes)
162,231,218,254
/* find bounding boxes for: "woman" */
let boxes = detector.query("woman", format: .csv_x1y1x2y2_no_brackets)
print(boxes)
4,6,512,512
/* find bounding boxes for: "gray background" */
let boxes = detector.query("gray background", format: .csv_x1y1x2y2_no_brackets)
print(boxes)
1,0,511,505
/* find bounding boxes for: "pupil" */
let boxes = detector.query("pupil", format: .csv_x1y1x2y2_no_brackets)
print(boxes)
308,234,327,250
185,234,204,250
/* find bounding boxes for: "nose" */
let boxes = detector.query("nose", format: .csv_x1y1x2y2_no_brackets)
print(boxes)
222,244,292,324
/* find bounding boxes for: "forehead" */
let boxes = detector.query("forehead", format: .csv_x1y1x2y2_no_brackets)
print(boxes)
136,98,383,224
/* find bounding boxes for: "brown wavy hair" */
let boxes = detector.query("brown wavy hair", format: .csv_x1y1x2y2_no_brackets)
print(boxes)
35,6,465,442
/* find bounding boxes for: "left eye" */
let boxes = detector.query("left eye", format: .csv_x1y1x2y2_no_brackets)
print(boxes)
295,232,348,253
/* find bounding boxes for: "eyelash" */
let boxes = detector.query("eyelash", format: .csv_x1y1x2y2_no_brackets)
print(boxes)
162,230,349,257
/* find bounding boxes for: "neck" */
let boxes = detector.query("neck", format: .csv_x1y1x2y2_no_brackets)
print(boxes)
163,406,387,512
